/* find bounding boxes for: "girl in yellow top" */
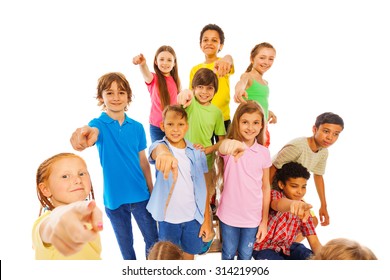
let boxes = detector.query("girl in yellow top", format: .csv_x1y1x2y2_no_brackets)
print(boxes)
32,153,103,260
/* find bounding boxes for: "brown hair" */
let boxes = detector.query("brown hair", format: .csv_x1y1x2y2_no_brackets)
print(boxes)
311,238,377,260
147,241,184,260
153,46,181,110
191,68,219,93
214,100,266,192
162,104,188,122
246,42,276,72
96,72,132,111
36,153,94,215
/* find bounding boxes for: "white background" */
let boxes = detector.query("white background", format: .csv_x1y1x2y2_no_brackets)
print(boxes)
1,0,389,278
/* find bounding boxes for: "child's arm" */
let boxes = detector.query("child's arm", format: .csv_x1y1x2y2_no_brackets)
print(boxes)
271,198,313,223
313,174,329,226
132,53,153,83
234,73,250,103
218,139,246,161
139,150,154,193
204,135,226,155
268,110,277,124
177,89,194,108
70,125,99,151
256,168,271,243
39,200,103,256
307,234,322,255
214,54,233,77
199,197,213,242
151,144,178,181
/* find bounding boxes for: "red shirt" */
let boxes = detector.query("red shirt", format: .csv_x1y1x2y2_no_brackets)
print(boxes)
252,190,316,255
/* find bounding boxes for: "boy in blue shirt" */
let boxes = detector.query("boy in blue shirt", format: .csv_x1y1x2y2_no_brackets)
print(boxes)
147,105,214,259
70,72,158,260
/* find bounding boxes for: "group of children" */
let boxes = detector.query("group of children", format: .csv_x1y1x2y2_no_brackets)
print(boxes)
32,23,376,261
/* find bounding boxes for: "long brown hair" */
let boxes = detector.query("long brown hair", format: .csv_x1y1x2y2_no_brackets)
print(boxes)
147,241,184,260
36,153,95,215
153,45,181,110
213,101,266,192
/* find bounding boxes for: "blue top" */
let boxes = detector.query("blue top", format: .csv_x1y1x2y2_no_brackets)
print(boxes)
89,112,150,210
146,137,208,224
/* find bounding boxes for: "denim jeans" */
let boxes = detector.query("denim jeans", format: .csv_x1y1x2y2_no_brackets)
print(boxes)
252,242,313,260
149,124,165,143
220,220,258,260
105,200,158,260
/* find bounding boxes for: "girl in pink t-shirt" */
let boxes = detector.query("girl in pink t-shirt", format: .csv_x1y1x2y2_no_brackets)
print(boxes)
133,45,181,142
214,100,271,260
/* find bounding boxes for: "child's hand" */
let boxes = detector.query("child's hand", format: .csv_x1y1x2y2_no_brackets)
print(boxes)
132,53,146,65
70,126,99,151
155,151,178,181
290,201,312,223
193,143,205,153
214,56,232,77
177,89,193,108
256,222,268,243
234,88,248,103
268,110,277,124
41,200,103,257
219,139,246,161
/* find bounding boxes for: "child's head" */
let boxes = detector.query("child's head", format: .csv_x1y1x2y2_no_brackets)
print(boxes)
227,100,266,145
160,105,188,147
147,241,184,260
36,153,94,212
313,112,344,149
153,46,181,109
96,72,132,111
192,68,219,105
273,162,310,200
199,24,225,55
311,238,377,260
246,42,276,73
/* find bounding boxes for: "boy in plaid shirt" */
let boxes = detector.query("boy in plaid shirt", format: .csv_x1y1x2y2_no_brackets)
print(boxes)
252,162,322,260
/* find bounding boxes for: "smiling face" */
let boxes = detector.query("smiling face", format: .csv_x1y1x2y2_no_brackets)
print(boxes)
251,47,276,75
278,177,308,201
239,112,263,146
194,84,215,105
39,157,92,207
160,109,188,148
99,81,129,115
155,50,175,76
200,30,223,59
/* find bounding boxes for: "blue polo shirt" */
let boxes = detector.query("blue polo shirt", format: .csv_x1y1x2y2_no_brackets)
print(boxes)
89,112,150,210
146,137,208,224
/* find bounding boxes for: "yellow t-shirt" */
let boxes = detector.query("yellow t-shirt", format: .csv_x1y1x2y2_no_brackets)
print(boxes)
32,210,102,260
189,59,234,121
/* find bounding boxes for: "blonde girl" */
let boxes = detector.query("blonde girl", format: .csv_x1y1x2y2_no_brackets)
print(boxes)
215,100,271,260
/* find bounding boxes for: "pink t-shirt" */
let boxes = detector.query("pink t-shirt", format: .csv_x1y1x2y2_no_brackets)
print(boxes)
217,141,271,228
146,73,178,127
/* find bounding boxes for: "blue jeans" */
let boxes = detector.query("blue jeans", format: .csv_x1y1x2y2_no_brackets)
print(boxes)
158,220,206,255
220,220,258,260
252,242,313,260
149,124,165,143
105,200,158,260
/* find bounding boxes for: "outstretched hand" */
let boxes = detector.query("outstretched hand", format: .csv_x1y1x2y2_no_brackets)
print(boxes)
70,126,98,151
219,139,246,161
177,89,193,108
290,201,312,223
41,200,103,256
132,53,146,65
155,151,178,182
